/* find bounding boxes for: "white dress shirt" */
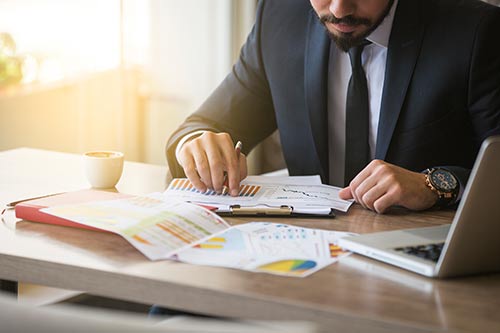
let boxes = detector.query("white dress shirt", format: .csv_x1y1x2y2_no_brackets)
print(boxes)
328,0,398,186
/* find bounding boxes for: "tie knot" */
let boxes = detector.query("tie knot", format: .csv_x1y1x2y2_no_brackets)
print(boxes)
347,40,371,69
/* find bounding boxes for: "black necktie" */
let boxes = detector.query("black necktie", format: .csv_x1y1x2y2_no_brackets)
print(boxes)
345,40,371,186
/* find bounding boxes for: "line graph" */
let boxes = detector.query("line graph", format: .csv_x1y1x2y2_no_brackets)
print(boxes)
280,188,332,201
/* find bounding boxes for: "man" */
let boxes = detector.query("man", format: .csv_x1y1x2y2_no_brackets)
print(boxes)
166,0,500,213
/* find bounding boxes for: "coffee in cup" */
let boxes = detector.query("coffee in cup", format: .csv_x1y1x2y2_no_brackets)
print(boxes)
84,151,124,188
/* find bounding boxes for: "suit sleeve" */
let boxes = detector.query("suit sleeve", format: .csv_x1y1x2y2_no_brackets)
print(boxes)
441,6,500,204
165,0,277,178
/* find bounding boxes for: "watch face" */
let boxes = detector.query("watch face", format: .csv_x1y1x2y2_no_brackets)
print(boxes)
430,169,458,192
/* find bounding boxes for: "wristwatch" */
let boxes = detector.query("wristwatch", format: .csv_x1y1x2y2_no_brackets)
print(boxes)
423,168,459,207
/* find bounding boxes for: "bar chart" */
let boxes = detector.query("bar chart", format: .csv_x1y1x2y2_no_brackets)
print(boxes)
168,178,261,197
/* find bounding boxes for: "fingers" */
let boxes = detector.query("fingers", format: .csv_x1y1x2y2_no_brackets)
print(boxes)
353,162,392,210
178,131,246,195
227,153,247,196
372,188,399,214
347,160,400,213
347,160,379,208
181,160,208,193
178,147,209,193
205,137,230,193
347,160,439,213
359,178,393,213
338,187,353,200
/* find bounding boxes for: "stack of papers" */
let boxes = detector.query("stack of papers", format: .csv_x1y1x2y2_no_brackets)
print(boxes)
42,193,355,277
162,176,353,216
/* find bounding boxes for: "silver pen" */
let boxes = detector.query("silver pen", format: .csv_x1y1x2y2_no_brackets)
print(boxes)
222,141,243,195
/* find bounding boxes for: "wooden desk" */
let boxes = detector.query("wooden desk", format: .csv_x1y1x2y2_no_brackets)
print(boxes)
1,148,499,333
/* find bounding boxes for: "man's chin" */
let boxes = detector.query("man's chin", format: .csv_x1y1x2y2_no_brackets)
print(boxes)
328,32,367,52
325,25,370,52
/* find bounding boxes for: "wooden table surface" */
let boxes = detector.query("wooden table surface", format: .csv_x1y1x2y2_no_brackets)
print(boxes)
1,148,499,333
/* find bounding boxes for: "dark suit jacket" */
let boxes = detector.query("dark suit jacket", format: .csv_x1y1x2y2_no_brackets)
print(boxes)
166,0,500,188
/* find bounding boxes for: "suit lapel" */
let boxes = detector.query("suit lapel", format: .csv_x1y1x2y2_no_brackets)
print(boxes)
305,9,331,181
375,0,426,160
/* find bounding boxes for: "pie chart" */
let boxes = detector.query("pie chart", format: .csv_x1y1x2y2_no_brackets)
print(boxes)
257,259,317,275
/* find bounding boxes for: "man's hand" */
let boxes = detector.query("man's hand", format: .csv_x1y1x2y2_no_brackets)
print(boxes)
338,160,438,214
177,131,247,196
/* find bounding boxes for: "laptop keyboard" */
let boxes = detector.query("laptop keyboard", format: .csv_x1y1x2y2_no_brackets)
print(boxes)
394,242,445,262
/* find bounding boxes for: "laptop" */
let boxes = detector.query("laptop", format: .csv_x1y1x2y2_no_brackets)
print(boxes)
339,136,500,278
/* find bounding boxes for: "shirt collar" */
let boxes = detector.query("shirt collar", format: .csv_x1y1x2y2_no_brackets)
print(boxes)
367,0,398,48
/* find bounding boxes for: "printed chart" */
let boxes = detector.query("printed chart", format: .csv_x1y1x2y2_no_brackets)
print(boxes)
43,195,229,260
164,178,354,213
168,178,261,197
175,222,354,277
257,259,317,276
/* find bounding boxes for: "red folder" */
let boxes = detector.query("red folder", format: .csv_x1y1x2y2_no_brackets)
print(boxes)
14,189,131,231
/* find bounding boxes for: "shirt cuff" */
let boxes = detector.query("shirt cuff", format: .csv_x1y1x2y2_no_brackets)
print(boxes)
175,130,207,165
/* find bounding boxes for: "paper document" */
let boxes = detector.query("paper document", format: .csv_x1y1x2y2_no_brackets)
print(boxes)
42,194,229,260
162,176,353,214
175,222,356,277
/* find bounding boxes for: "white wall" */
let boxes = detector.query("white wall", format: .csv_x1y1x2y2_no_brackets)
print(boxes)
0,0,256,166
0,69,143,160
142,0,255,165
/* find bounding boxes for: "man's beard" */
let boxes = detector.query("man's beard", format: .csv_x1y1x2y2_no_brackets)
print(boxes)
319,0,394,52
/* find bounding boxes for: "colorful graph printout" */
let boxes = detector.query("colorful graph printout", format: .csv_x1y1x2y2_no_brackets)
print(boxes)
193,228,246,252
257,260,317,276
175,222,356,277
42,194,230,260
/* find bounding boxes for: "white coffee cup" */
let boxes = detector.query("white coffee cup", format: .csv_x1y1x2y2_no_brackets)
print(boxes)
84,151,124,188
